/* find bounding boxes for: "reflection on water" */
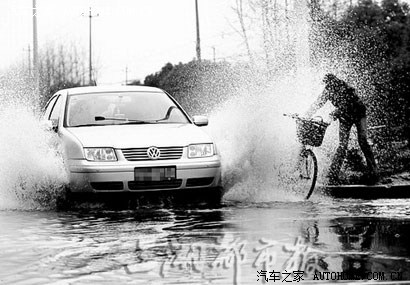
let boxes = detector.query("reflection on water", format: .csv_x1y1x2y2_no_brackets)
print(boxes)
329,217,410,281
1,198,410,284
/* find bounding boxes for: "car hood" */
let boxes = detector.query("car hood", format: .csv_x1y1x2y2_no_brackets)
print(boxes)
66,124,212,148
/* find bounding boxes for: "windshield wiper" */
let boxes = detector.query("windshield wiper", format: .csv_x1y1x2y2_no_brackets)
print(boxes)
120,121,158,125
155,106,177,122
71,123,106,127
95,116,157,124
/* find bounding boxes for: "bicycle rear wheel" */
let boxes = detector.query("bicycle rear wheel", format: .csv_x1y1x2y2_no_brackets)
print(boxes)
298,149,318,199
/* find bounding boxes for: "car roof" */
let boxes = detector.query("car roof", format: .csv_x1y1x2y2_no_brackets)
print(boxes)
61,85,164,95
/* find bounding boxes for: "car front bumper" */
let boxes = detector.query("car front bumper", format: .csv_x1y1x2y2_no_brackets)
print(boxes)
67,157,222,193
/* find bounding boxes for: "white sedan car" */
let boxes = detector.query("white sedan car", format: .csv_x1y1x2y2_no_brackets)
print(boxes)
43,85,222,199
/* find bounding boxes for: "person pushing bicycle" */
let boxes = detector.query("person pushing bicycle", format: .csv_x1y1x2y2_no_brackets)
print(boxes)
305,73,379,185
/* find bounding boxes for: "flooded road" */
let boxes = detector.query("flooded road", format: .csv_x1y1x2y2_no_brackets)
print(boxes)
2,80,409,285
1,197,410,284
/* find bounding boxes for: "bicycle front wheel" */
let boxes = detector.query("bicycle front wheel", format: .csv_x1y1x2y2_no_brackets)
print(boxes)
298,149,318,200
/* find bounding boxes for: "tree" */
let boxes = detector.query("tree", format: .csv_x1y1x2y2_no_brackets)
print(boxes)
38,42,90,104
232,0,254,63
143,60,245,114
144,62,174,88
127,79,142,86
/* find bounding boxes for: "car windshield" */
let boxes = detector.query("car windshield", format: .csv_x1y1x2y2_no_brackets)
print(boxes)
65,91,190,127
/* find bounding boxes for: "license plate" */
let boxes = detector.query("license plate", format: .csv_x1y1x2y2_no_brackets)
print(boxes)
134,166,176,182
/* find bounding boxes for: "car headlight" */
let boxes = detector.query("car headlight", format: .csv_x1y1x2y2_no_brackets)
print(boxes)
84,148,117,161
188,144,214,158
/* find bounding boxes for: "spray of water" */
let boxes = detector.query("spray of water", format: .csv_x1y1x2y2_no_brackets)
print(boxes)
200,3,310,202
205,1,384,202
207,72,327,202
0,70,67,210
0,2,385,208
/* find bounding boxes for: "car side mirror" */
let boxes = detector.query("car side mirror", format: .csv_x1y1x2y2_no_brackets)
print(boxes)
192,115,208,127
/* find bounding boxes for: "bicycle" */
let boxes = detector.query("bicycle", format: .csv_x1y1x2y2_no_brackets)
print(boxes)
283,113,330,199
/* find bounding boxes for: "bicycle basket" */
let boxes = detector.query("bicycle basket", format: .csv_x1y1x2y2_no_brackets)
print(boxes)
296,119,329,147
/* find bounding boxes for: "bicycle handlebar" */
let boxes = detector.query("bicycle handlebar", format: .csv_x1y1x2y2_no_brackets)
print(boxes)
285,113,388,130
283,113,330,126
283,113,304,120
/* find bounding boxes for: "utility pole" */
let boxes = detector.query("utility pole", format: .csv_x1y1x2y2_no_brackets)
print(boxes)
195,0,201,61
24,45,32,77
83,7,99,86
125,66,128,85
212,46,216,62
32,0,39,99
333,0,338,18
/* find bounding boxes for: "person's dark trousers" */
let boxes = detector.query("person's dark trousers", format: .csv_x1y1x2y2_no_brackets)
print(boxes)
328,116,378,184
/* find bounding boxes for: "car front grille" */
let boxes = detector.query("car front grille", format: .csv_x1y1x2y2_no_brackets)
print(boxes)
121,147,183,161
128,179,183,190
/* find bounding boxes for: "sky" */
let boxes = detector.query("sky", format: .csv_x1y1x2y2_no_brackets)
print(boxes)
0,0,243,84
3,0,410,85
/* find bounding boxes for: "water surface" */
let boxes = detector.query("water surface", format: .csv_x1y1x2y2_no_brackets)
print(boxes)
1,197,410,284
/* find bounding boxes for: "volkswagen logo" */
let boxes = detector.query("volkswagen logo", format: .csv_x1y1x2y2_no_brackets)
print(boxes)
147,147,161,159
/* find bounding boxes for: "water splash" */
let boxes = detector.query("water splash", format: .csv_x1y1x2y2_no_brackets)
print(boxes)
205,1,383,202
0,2,386,208
208,73,323,202
0,71,68,210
